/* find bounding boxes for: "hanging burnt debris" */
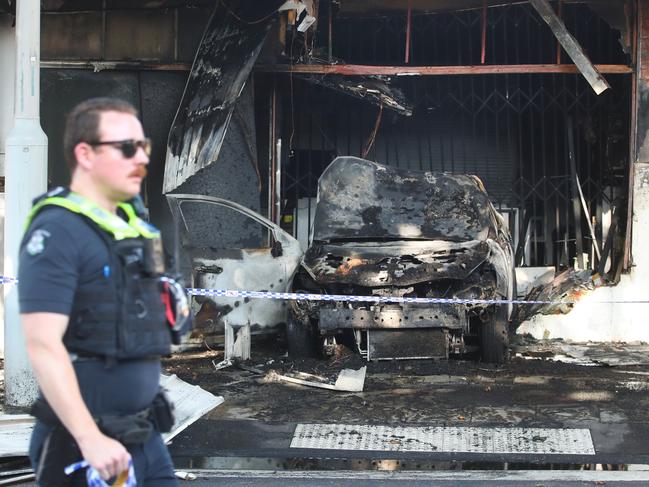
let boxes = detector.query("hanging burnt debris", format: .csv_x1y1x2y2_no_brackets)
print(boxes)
297,73,413,116
163,0,283,193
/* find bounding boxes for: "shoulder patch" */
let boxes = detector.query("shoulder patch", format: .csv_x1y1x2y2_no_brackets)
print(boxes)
26,229,51,255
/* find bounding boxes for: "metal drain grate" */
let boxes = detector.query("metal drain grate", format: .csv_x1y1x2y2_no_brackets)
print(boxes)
290,424,595,455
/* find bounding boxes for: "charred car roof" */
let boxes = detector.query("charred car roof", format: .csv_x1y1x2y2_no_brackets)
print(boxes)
312,157,495,243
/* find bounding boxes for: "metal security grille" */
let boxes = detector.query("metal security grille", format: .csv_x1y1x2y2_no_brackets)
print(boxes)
324,3,628,66
277,72,629,270
290,423,596,455
265,2,631,272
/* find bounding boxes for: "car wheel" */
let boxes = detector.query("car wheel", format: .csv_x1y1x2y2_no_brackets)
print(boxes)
480,305,510,364
286,310,316,358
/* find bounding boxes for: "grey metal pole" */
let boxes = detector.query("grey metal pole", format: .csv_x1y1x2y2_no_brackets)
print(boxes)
4,0,48,407
0,13,17,360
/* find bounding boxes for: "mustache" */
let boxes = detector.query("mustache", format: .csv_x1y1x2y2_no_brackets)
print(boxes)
129,166,147,179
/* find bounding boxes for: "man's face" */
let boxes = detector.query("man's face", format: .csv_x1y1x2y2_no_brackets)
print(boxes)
88,111,149,201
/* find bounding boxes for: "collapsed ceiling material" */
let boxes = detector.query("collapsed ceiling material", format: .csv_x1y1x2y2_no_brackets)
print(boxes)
297,74,413,116
163,0,282,193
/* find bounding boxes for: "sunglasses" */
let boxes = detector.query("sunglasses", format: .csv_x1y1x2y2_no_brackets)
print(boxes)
88,138,152,158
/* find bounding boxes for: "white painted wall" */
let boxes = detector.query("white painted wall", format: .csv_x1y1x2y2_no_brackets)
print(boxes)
518,163,649,342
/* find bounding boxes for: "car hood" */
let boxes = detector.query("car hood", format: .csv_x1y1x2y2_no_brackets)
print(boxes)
302,239,492,287
312,156,495,243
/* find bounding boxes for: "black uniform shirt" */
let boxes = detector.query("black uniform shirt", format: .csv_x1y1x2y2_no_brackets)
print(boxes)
18,206,161,415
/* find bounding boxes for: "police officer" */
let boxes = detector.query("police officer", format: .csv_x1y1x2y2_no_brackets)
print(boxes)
19,98,182,486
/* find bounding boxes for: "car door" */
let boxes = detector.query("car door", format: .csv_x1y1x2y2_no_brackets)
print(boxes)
166,194,302,345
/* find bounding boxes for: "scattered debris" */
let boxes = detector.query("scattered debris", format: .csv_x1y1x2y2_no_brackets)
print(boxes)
515,266,555,298
513,269,597,325
175,470,197,480
264,366,367,392
212,359,234,371
512,339,649,367
160,374,224,443
0,414,33,457
237,363,266,375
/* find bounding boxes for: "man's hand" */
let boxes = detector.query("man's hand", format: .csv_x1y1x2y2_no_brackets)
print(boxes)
77,430,131,480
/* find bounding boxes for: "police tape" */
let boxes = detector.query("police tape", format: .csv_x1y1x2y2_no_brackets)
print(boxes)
185,287,561,305
5,274,649,306
0,274,561,306
65,460,136,487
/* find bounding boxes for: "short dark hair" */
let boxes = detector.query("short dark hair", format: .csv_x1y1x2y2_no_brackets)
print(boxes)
63,97,138,172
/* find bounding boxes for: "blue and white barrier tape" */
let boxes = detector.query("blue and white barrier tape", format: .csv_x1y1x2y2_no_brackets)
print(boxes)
4,274,648,306
65,460,136,487
0,275,555,305
186,287,561,305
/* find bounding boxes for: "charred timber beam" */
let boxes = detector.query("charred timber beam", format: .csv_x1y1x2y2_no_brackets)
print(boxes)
254,63,632,75
529,0,610,94
41,60,191,71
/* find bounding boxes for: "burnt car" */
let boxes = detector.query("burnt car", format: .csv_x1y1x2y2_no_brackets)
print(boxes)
288,156,516,363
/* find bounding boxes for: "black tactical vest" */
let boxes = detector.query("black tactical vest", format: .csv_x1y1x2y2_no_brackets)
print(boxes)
65,234,172,359
27,189,172,360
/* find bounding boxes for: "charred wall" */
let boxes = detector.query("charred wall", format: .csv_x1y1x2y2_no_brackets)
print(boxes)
38,1,264,254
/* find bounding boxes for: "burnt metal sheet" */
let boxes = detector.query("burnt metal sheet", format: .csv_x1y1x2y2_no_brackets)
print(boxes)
297,74,413,116
312,156,494,243
163,0,280,193
318,303,466,331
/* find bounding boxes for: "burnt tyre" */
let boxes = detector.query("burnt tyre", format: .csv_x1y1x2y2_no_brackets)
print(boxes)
480,305,510,364
286,310,317,358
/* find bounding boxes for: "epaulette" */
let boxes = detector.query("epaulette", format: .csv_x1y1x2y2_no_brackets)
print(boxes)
31,186,69,206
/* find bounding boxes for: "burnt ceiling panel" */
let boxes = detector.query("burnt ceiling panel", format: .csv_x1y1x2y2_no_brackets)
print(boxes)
164,0,282,193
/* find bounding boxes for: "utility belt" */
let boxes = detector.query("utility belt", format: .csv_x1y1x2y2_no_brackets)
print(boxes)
31,391,174,486
31,390,174,444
